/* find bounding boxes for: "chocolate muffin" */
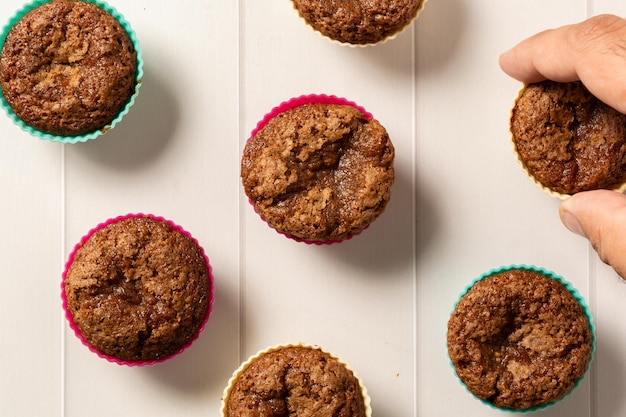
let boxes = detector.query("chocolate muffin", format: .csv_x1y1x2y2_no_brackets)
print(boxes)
223,345,369,417
447,267,593,410
63,215,212,364
0,0,138,136
241,98,394,243
511,80,626,196
291,0,424,45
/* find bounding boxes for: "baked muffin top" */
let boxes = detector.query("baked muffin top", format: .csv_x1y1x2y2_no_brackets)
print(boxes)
292,0,423,45
241,103,394,242
511,81,626,195
225,346,366,417
447,269,592,410
0,0,137,136
64,216,210,362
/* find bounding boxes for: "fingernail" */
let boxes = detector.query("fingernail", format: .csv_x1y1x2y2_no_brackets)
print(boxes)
561,209,586,237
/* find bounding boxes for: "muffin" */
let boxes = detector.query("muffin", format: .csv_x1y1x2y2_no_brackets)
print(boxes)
221,343,371,417
511,80,626,198
291,0,426,46
0,0,142,142
62,214,214,366
241,94,395,244
447,265,594,411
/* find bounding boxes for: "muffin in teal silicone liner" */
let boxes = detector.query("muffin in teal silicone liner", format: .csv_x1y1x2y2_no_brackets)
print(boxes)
447,265,594,412
0,0,143,143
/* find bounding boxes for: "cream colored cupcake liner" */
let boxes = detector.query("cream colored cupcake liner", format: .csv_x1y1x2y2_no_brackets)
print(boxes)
509,83,626,200
290,0,428,47
221,342,372,417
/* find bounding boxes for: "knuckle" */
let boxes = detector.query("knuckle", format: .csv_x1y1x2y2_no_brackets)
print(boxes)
575,14,625,42
569,15,626,52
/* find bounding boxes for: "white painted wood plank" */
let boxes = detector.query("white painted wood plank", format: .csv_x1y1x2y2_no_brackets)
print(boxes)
0,1,63,415
0,127,63,416
61,1,240,416
416,1,592,416
592,0,626,15
586,3,626,417
240,1,417,416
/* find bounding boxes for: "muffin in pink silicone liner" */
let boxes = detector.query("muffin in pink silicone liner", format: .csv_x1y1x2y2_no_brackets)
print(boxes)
62,214,214,366
241,94,395,244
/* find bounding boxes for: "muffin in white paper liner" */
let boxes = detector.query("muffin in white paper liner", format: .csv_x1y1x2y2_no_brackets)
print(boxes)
221,343,372,417
290,0,428,47
510,81,626,199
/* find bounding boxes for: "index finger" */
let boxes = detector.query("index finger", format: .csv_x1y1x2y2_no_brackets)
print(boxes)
500,14,626,114
499,26,578,83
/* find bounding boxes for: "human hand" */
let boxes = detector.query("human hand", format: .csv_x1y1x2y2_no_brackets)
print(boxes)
560,191,626,280
499,14,626,114
500,14,626,280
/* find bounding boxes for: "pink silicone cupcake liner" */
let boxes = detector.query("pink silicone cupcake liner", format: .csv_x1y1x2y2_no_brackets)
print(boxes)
61,213,215,366
249,94,374,139
249,202,368,246
245,94,376,245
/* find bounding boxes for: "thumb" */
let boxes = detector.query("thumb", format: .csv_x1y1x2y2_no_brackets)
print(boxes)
560,190,626,279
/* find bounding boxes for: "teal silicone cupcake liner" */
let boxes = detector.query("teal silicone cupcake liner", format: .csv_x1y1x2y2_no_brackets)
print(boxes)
0,0,143,143
447,264,596,413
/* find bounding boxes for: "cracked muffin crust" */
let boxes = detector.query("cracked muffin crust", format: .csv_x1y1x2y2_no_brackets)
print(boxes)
63,215,211,363
447,268,593,410
0,0,137,135
223,345,368,417
291,0,424,45
511,80,626,196
241,101,394,243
